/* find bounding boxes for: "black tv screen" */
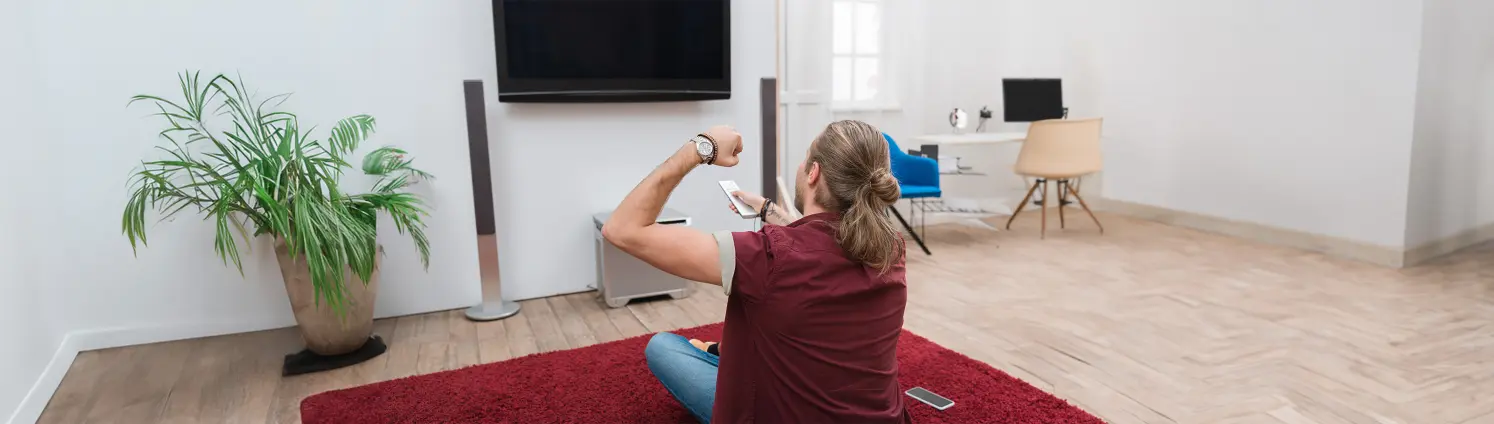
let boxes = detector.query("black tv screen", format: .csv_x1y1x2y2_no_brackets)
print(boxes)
494,0,731,103
1002,79,1064,122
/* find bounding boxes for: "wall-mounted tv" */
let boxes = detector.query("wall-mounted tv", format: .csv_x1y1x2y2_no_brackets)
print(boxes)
493,0,731,103
1002,79,1064,122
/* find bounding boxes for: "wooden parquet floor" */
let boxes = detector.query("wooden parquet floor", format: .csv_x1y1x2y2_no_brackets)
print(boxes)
37,212,1494,423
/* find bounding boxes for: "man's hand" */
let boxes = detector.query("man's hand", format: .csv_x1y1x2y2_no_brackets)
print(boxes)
729,190,767,215
689,339,720,355
705,125,743,167
729,189,795,225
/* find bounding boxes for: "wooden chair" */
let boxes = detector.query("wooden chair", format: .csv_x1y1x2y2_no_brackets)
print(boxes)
1005,118,1104,238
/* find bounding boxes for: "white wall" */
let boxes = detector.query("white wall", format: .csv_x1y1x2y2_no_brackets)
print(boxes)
1083,0,1425,248
1,0,56,420
490,0,776,300
7,0,498,419
1404,0,1494,248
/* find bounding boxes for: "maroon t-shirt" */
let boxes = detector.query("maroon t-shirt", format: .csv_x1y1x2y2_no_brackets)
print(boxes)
712,213,912,423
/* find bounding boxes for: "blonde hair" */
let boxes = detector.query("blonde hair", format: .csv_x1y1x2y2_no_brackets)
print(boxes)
807,120,903,271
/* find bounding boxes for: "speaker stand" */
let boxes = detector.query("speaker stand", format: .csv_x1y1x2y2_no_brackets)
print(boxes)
465,300,522,321
463,301,522,320
461,80,522,324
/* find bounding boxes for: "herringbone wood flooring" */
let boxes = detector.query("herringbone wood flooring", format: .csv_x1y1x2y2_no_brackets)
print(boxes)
37,212,1494,423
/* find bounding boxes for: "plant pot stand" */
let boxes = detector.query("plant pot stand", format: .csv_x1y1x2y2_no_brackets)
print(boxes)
282,335,389,376
275,241,384,376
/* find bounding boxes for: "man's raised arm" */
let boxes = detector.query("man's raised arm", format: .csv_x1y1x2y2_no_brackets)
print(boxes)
600,126,743,286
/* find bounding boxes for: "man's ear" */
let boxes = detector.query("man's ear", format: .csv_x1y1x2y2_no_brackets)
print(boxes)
806,162,821,187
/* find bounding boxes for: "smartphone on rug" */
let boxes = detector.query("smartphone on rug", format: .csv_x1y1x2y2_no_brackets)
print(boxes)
906,387,954,411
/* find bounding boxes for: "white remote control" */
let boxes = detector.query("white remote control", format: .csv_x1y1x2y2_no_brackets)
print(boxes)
719,181,759,219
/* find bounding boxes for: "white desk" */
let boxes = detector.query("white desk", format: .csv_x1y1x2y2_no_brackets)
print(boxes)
905,132,1030,220
913,132,1026,146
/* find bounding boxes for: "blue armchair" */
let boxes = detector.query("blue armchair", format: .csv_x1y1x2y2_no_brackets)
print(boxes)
884,133,939,254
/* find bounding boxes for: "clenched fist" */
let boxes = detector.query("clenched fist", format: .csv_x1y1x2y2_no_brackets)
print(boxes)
704,125,743,167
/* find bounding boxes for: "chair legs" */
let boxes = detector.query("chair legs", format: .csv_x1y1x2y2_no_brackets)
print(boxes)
889,204,931,255
1067,182,1104,234
1039,180,1048,239
1005,182,1041,230
1057,180,1067,229
1008,178,1103,237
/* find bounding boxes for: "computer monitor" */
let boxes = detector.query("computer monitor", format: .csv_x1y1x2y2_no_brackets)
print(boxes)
1002,78,1064,122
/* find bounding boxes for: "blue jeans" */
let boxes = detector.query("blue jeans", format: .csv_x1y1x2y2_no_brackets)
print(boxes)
645,332,719,424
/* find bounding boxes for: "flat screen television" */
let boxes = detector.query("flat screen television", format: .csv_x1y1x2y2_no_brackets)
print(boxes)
1002,78,1064,122
493,0,731,103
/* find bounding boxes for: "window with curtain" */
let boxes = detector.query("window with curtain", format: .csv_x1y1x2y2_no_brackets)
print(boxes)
830,0,892,109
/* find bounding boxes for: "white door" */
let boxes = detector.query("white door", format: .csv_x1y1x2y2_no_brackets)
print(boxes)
778,0,834,204
779,0,912,204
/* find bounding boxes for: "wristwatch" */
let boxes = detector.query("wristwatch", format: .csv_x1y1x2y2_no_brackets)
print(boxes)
691,134,717,165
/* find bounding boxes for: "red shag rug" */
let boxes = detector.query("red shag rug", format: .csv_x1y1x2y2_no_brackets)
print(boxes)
302,323,1102,423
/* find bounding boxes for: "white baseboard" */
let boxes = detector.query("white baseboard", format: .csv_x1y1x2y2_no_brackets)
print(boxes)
1095,198,1494,268
1093,198,1406,268
8,334,78,424
1403,221,1494,267
510,287,598,302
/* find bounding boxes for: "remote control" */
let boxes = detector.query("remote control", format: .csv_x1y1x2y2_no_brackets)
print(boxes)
719,181,759,219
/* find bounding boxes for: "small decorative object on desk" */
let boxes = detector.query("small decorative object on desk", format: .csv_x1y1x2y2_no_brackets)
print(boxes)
977,106,992,132
948,108,968,134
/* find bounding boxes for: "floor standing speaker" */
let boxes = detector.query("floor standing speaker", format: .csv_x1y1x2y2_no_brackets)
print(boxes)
462,80,522,321
760,77,778,200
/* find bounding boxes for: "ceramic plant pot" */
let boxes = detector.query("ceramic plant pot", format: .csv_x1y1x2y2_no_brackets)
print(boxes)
275,241,382,356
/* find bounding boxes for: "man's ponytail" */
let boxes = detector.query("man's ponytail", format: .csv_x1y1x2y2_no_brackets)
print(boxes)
806,121,905,271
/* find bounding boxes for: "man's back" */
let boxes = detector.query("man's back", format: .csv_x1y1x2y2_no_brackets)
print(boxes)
712,213,911,423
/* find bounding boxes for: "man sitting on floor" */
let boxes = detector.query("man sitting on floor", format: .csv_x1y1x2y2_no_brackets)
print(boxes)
602,120,911,423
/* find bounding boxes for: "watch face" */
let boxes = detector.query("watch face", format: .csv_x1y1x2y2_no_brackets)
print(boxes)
696,139,713,155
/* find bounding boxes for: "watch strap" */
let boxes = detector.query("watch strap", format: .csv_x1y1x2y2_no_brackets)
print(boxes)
702,133,720,164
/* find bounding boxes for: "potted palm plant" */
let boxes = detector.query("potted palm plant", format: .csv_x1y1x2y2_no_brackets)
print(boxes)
121,72,432,357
